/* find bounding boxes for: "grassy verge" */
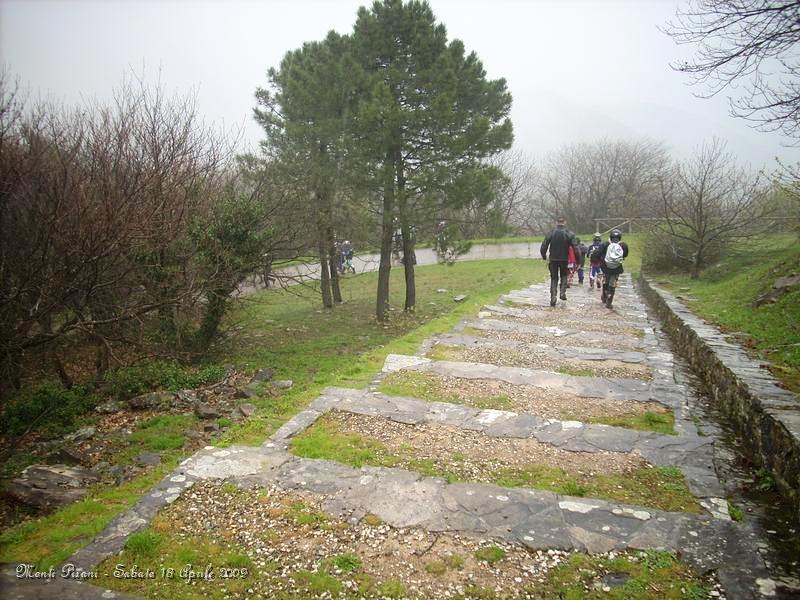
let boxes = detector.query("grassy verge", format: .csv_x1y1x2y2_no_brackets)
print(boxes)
0,462,175,570
651,234,800,393
290,415,700,513
214,258,546,446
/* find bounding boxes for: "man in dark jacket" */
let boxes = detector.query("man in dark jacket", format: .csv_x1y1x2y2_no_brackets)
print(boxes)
590,229,629,309
540,217,580,306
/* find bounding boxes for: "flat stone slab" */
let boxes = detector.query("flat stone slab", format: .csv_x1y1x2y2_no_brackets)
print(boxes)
68,446,286,573
253,455,769,599
395,357,672,404
432,332,653,365
459,317,647,348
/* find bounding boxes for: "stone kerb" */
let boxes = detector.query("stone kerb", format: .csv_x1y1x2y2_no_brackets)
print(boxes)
639,275,800,523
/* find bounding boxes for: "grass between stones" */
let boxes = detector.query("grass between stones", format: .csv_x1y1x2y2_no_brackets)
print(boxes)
378,371,675,435
565,411,676,437
426,343,653,381
290,412,700,513
95,481,713,600
538,549,713,599
378,370,515,411
0,259,547,569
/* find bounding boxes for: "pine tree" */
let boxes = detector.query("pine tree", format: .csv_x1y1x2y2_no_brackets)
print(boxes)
351,0,513,320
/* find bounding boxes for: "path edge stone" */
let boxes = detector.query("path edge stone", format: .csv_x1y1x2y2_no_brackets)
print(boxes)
639,275,800,523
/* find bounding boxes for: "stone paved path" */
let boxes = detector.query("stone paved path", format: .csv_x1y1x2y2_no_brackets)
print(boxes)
2,274,782,599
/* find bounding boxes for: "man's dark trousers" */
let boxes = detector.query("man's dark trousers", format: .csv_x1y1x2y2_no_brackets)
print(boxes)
549,260,569,304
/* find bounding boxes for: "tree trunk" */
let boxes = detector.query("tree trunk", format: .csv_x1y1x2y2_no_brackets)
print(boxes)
317,231,333,308
396,153,415,311
691,245,703,279
94,341,109,381
400,210,415,312
326,211,342,304
328,250,342,303
196,289,229,352
376,160,395,322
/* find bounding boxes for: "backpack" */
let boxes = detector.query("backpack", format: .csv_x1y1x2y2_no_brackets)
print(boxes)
604,242,624,269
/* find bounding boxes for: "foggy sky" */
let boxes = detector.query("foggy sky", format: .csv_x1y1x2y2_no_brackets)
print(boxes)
2,0,797,170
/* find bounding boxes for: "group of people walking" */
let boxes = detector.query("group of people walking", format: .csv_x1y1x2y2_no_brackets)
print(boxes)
540,217,629,309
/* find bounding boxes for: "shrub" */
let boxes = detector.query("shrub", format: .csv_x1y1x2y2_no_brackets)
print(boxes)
104,361,225,399
0,382,97,438
642,229,724,274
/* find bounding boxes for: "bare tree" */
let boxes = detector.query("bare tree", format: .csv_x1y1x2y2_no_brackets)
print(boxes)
0,74,274,395
664,0,800,139
534,139,668,233
486,149,539,235
653,139,770,278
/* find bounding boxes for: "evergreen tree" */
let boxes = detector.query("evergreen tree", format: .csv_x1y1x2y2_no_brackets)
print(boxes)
254,32,356,308
351,0,513,320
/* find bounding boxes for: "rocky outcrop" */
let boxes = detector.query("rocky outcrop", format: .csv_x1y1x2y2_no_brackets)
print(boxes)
5,464,100,512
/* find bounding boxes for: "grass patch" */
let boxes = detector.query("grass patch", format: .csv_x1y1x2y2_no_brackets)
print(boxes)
376,579,407,598
378,371,514,410
534,549,711,599
426,343,459,361
294,569,343,595
424,559,447,575
652,233,800,393
474,545,506,564
0,462,175,570
286,500,329,527
556,366,596,377
329,552,362,573
585,410,676,435
215,258,544,448
125,530,162,558
728,502,744,522
104,361,226,400
125,414,195,455
445,552,465,570
291,415,701,513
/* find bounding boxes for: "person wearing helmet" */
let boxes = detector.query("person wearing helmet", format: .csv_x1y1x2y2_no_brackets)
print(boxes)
540,216,580,307
575,237,588,285
586,233,603,290
590,229,629,309
340,239,355,274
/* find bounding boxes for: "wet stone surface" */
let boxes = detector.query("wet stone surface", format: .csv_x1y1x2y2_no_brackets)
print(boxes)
8,273,791,599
